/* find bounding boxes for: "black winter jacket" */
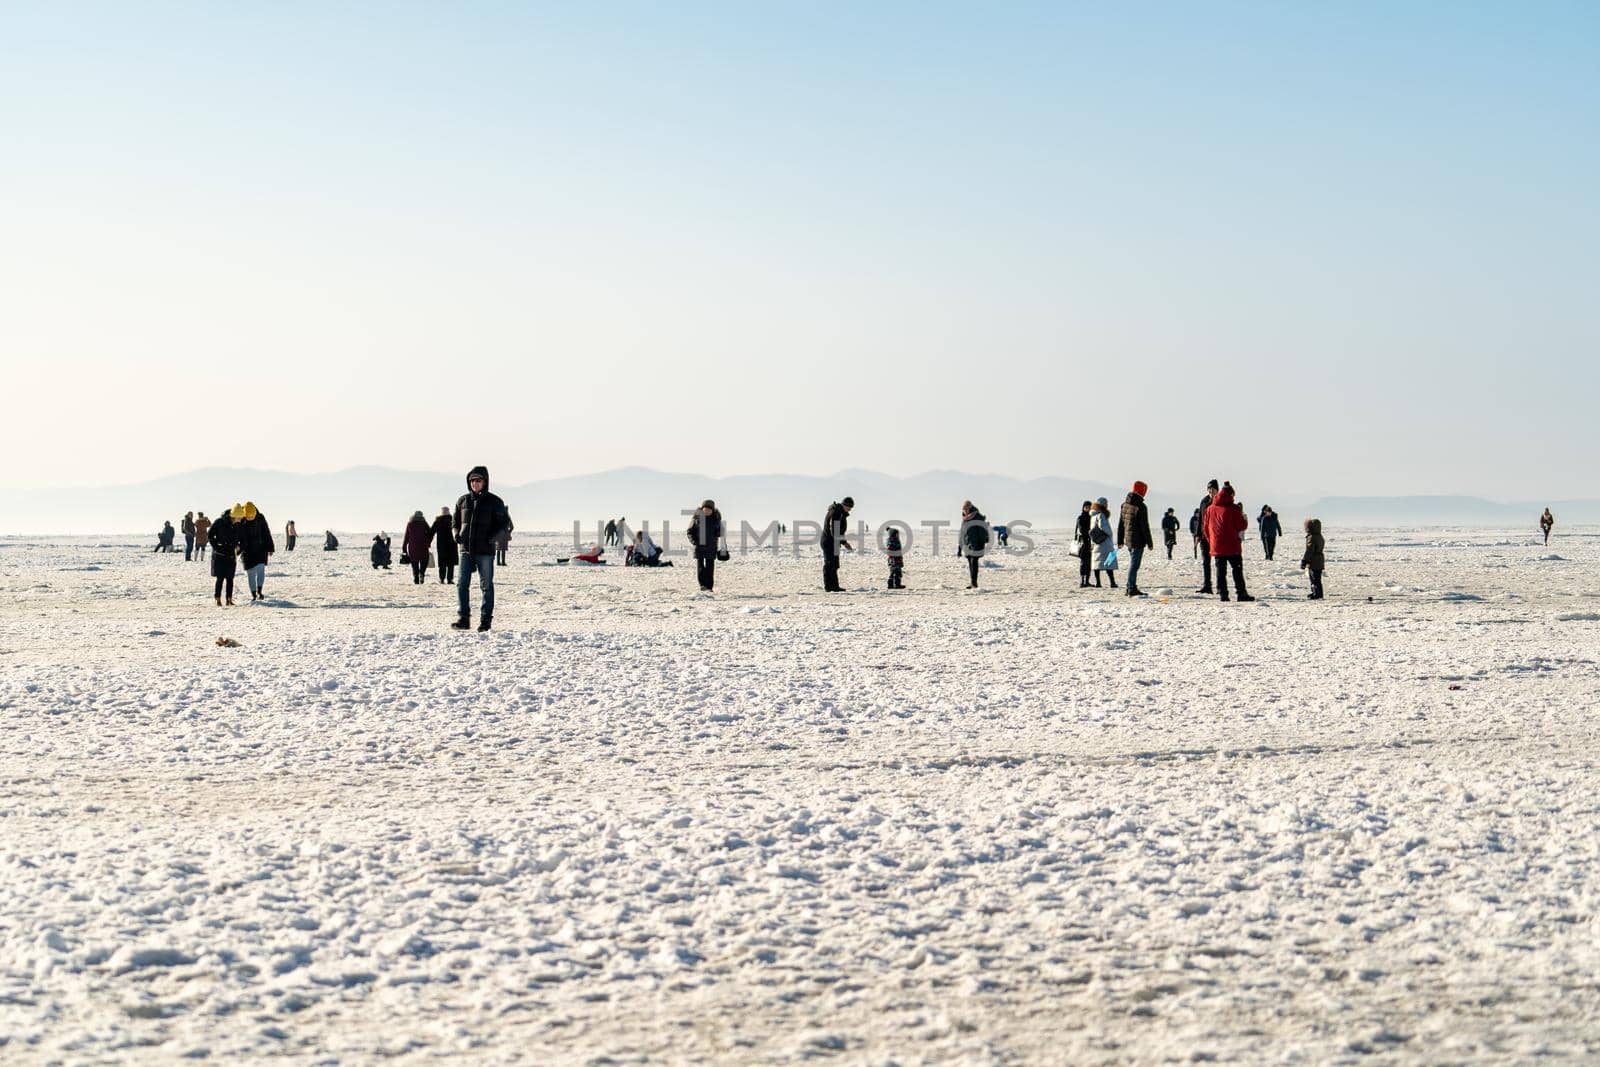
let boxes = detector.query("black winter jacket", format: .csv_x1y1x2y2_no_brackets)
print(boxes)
208,515,239,576
1117,493,1154,550
431,515,459,566
1075,511,1092,558
453,466,513,557
960,510,990,555
686,509,723,559
238,514,275,568
822,502,851,551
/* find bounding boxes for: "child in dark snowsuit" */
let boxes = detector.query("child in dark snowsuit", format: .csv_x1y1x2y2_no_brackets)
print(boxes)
885,527,905,589
1301,518,1325,600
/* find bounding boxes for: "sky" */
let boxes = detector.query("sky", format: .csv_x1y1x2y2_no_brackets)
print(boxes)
3,1,1598,499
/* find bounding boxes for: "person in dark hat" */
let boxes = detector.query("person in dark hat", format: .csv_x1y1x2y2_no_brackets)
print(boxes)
1117,480,1153,597
452,465,513,631
686,498,724,591
822,497,854,592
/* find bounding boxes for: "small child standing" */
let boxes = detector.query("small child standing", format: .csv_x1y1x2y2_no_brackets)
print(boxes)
885,526,905,590
1301,518,1326,599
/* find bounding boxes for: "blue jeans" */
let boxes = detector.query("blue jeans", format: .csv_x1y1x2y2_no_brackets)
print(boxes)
1127,545,1145,590
458,552,494,621
184,534,195,560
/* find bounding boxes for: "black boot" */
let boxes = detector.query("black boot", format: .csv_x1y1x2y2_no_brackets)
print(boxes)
478,617,492,632
451,618,470,630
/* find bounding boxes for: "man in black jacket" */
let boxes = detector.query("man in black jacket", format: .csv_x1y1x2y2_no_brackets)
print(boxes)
1196,479,1218,593
1117,481,1154,598
821,497,854,592
452,465,513,631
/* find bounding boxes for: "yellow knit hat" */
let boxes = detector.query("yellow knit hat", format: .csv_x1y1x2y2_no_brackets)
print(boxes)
244,502,258,520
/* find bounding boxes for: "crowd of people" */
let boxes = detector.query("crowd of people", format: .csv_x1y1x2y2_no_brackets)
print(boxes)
153,465,1565,626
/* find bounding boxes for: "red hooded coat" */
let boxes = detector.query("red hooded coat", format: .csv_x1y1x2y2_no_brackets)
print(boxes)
1203,485,1249,557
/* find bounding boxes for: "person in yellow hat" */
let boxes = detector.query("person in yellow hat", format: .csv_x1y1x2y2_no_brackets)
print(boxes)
236,500,276,601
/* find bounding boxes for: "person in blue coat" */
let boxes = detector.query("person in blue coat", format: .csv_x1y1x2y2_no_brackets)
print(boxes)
1258,506,1283,561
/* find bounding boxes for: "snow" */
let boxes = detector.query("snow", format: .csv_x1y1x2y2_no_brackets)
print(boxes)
2,528,1599,1062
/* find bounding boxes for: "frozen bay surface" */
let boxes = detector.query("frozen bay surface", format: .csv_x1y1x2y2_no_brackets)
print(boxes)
2,528,1598,1063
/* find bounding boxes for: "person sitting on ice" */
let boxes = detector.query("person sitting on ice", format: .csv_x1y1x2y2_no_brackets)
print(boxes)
572,542,605,565
324,530,339,551
370,532,392,569
627,528,670,567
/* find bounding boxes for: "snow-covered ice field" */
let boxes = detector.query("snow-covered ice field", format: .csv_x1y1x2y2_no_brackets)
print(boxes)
3,527,1599,1064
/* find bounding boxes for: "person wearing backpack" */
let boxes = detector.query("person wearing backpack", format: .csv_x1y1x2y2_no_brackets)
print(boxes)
958,501,989,588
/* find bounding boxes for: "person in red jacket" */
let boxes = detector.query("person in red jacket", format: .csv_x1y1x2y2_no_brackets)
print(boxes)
1202,481,1254,602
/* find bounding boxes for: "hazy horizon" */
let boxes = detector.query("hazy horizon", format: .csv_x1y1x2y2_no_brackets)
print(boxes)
4,3,1598,497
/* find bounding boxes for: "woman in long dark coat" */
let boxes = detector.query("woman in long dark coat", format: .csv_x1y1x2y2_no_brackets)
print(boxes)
402,511,433,584
431,507,458,583
1074,500,1093,588
209,507,240,606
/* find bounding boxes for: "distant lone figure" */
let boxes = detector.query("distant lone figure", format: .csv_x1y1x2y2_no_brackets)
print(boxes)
285,520,298,552
324,530,339,551
1540,508,1555,545
958,501,990,589
605,518,618,546
885,525,905,589
155,521,175,553
1161,508,1180,560
687,499,725,592
182,512,196,560
1258,506,1282,561
1301,518,1326,599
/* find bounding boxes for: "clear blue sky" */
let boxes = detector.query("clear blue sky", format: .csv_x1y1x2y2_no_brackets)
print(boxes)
3,1,1597,499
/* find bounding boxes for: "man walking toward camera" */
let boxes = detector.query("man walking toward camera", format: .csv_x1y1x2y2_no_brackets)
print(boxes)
452,465,513,632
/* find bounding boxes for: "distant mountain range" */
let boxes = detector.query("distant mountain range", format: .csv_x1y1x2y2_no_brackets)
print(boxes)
0,467,1591,535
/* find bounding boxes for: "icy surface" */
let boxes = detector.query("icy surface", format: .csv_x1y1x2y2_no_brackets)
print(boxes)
2,528,1598,1063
